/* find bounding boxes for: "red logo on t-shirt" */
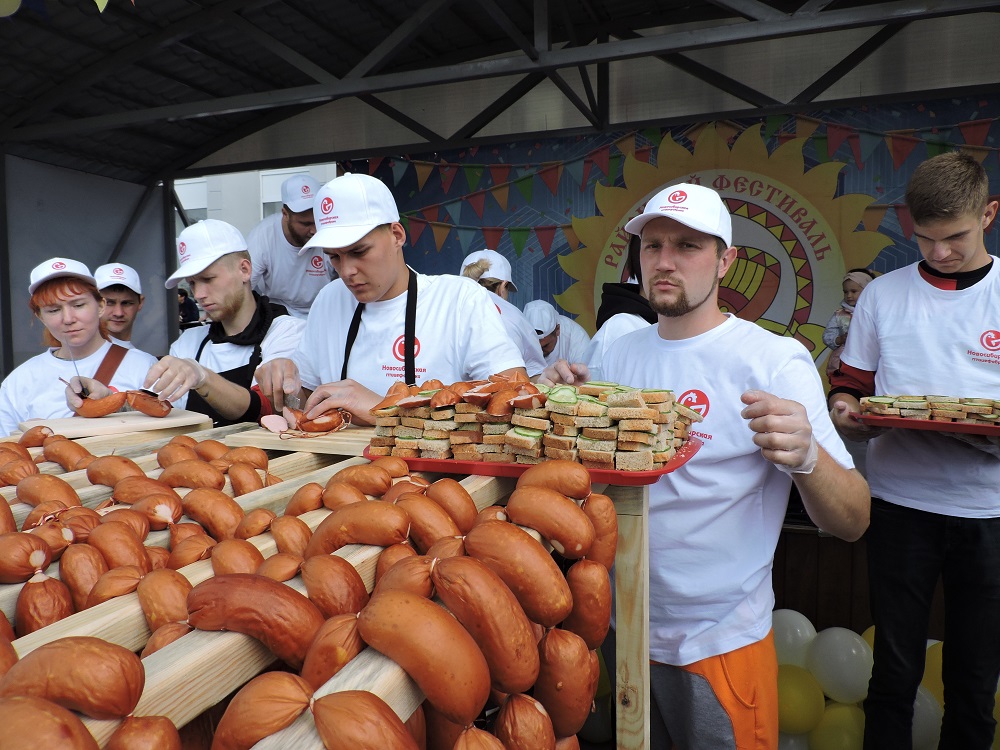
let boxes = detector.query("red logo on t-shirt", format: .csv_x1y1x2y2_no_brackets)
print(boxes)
678,389,709,418
321,197,334,214
310,255,324,270
982,330,1000,351
392,335,421,362
52,261,66,270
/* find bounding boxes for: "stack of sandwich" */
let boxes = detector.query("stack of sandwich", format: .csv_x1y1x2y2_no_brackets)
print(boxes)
860,395,1000,424
367,375,702,472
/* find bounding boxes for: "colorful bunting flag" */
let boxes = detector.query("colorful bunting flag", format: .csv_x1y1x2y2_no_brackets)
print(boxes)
795,116,820,140
414,162,433,190
862,206,889,233
764,115,787,140
858,131,883,163
925,140,952,158
420,206,440,223
812,134,830,163
826,124,853,158
440,163,458,193
539,164,563,196
886,132,922,169
466,192,486,219
457,228,477,252
590,145,610,176
431,223,451,252
894,204,914,239
441,201,462,225
847,135,863,169
514,175,534,203
562,225,581,252
641,127,664,147
617,134,636,157
959,119,993,147
482,227,504,250
491,183,510,212
634,146,652,164
489,164,511,186
509,227,531,257
463,165,484,192
368,157,384,176
409,217,428,246
94,0,108,10
535,226,557,256
391,160,409,186
564,158,584,190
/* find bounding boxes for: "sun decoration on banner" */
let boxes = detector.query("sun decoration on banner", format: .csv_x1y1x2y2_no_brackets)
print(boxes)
557,124,892,367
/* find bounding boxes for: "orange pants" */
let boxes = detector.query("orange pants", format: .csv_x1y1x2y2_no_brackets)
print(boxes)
651,631,779,749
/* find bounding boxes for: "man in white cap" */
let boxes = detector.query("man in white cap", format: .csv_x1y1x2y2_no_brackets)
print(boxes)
70,220,305,427
247,174,335,318
94,262,144,348
255,173,526,423
544,183,869,748
458,248,546,377
523,299,591,367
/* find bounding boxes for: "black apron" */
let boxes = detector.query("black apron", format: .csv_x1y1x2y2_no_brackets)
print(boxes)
342,269,418,385
186,294,288,426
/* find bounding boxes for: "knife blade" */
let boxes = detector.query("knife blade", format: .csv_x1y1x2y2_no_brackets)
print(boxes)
66,348,89,399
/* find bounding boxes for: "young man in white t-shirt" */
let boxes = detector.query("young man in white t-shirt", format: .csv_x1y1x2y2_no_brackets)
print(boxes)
544,183,869,748
247,174,336,318
95,263,144,349
830,152,1000,749
255,174,526,423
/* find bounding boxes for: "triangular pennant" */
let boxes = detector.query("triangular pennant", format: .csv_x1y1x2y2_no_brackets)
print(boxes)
812,134,830,163
959,119,993,147
491,184,510,212
591,145,610,176
509,227,531,257
895,205,914,239
441,201,462,225
420,206,440,223
482,227,504,250
457,228,477,252
408,217,428,246
514,175,534,203
862,206,889,233
564,158,585,190
561,225,581,252
617,134,636,157
391,160,409,186
399,216,410,234
886,133,922,169
777,132,797,145
764,115,787,140
489,164,511,186
858,131,883,163
368,157,385,176
535,226,557,257
94,0,108,10
827,123,853,157
795,116,820,139
440,163,458,193
431,223,451,252
634,146,652,164
414,162,434,190
466,192,486,219
848,134,863,169
608,154,623,184
925,139,952,159
539,164,563,196
463,165,485,192
641,127,663,147
581,159,593,192
960,145,991,164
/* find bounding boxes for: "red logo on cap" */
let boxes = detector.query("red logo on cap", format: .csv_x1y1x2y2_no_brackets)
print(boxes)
113,267,124,276
178,241,189,261
679,389,709,418
52,261,66,270
310,255,324,270
982,330,1000,351
392,335,421,362
321,197,334,214
302,185,311,195
668,190,688,204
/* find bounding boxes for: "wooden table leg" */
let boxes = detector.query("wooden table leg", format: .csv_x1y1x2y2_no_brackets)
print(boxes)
606,483,650,749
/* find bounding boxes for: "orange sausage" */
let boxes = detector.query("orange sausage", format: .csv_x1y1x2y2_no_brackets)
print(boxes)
211,539,265,576
515,459,592,500
0,532,52,583
136,568,192,632
211,672,313,750
311,690,419,750
140,622,192,659
328,464,392,497
255,552,303,582
300,613,364,690
304,500,409,558
374,541,417,585
370,455,410,478
85,455,145,487
126,390,172,417
112,475,181,505
0,695,99,749
301,554,370,617
321,481,368,511
59,543,109,610
357,589,490,726
73,390,128,418
100,507,151,542
424,478,478,534
27,521,73,560
464,521,572,627
424,536,465,561
130,493,183,531
21,499,68,531
395,493,460,554
228,462,264,497
192,439,229,462
533,629,598,737
165,534,215,570
58,506,102,543
105,715,182,750
474,505,507,526
167,521,205,548
42,438,92,472
87,521,151,573
146,545,170,571
235,508,276,539
181,487,244,540
15,572,74,636
454,727,505,749
0,499,14,536
284,482,323,516
494,693,556,750
505,486,595,559
269,515,312,557
17,425,54,448
222,446,269,471
561,559,612,649
581,492,618,570
155,443,199,469
187,574,325,670
15,474,80,508
85,565,144,608
158,459,226,491
382,479,427,505
373,555,434,599
0,457,38,486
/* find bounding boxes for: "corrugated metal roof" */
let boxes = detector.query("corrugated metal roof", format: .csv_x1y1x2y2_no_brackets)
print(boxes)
0,0,998,184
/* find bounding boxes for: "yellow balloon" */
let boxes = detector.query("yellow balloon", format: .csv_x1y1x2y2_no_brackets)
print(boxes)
808,703,865,750
922,641,944,707
777,664,825,735
0,0,21,17
861,625,875,653
992,681,1000,750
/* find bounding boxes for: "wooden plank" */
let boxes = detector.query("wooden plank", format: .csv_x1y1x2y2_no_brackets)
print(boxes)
16,409,213,439
606,483,650,749
225,426,375,457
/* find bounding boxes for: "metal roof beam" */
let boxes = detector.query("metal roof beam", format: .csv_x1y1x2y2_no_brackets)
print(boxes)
7,0,997,141
222,12,339,85
705,0,788,22
475,0,540,61
358,94,443,142
451,73,547,140
794,0,834,16
344,0,459,79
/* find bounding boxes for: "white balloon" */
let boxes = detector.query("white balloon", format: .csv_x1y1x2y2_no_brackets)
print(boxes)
926,639,941,649
805,627,874,704
778,731,810,749
773,609,817,667
912,685,943,750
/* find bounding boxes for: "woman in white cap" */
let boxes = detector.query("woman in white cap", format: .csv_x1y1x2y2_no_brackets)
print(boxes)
459,249,546,378
0,258,158,436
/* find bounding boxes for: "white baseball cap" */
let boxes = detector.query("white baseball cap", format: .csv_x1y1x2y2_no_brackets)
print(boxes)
459,249,518,293
624,183,732,247
281,174,321,214
302,173,400,254
523,300,560,338
165,220,247,289
28,258,96,294
95,263,142,295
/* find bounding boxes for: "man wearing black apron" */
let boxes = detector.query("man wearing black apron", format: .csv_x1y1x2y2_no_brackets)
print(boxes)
149,219,306,426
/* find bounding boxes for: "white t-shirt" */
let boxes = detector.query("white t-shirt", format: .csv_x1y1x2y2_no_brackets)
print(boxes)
841,259,1000,518
585,312,651,382
544,314,592,366
0,341,158,436
248,213,335,318
492,293,547,377
109,336,134,350
293,273,525,393
168,315,305,410
603,316,853,666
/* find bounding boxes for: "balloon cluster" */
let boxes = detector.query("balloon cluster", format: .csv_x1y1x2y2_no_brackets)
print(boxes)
773,609,943,750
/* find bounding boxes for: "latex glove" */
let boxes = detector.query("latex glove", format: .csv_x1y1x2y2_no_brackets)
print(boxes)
254,358,301,413
302,379,380,426
64,377,112,411
143,356,209,403
537,359,590,386
742,389,819,475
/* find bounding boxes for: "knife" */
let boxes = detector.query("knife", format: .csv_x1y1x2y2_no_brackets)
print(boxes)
66,348,89,399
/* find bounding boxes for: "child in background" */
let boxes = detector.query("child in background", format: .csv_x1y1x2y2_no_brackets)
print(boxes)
824,269,874,376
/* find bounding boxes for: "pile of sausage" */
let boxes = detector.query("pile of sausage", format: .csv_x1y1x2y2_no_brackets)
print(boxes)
0,423,616,749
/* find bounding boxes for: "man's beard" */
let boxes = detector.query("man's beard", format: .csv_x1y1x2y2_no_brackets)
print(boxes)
647,268,720,318
208,287,245,324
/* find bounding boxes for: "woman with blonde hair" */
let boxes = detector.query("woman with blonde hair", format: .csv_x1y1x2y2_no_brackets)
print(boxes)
0,258,157,436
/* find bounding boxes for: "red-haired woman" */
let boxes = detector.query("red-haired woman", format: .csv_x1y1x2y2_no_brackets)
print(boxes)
0,258,158,436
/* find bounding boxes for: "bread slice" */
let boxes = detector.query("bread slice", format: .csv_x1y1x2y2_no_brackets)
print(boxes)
514,407,549,419
551,424,580,437
615,449,654,471
577,436,616,453
420,449,452,459
430,408,456,420
581,427,618,440
618,431,656,445
582,459,615,470
578,381,618,397
544,447,579,461
579,448,615,463
369,436,396,448
449,433,482,445
400,416,427,429
476,413,514,424
367,446,392,457
455,402,484,414
574,416,613,428
483,451,515,463
515,454,544,464
390,447,420,458
576,399,609,418
482,423,512,435
618,418,655,432
418,437,451,452
393,425,424,438
606,390,646,409
640,389,674,405
374,416,401,427
454,413,481,423
546,400,579,416
512,414,552,431
542,433,577,451
607,407,658,421
399,407,432,419
483,434,508,445
373,425,396,437
672,403,704,423
550,413,576,426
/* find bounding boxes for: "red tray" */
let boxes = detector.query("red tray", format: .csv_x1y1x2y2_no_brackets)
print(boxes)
362,437,702,486
852,413,1000,436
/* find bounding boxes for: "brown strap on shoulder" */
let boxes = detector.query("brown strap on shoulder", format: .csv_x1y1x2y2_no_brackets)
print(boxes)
93,344,129,387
